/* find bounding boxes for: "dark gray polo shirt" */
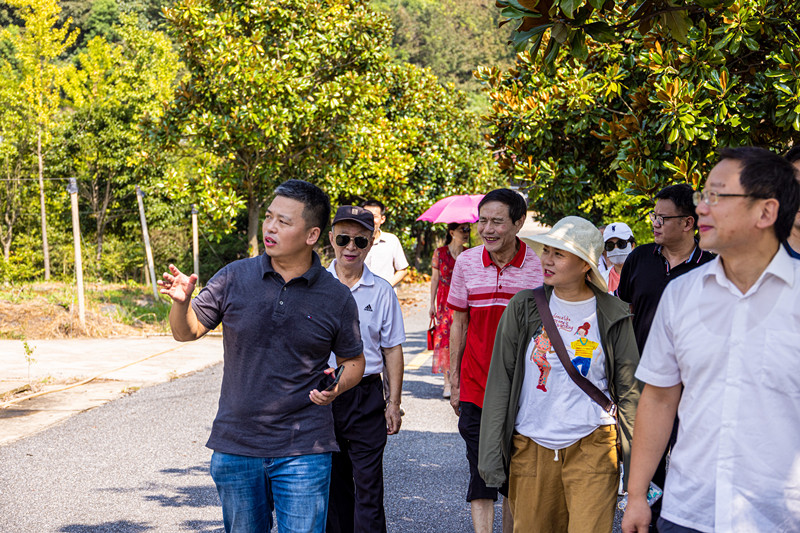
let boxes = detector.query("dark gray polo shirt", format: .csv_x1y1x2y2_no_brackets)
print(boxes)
192,252,363,458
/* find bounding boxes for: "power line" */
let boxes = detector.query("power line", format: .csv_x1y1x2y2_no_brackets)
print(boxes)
0,177,68,181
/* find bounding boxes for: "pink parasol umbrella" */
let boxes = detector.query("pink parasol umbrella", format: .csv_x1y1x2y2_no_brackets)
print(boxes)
416,194,485,224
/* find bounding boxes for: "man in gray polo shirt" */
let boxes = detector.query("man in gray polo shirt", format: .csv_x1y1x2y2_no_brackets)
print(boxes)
159,180,365,533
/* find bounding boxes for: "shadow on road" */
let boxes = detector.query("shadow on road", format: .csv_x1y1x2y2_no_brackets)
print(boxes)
403,329,428,355
160,464,210,477
59,520,152,532
403,367,449,401
180,519,224,532
385,428,497,532
145,485,220,509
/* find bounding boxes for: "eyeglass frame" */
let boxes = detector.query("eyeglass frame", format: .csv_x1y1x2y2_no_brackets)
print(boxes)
604,238,634,252
648,211,689,226
334,234,370,249
457,226,471,233
692,190,764,206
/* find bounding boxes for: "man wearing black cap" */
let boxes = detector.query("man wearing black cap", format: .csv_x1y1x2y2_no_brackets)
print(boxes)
326,205,406,533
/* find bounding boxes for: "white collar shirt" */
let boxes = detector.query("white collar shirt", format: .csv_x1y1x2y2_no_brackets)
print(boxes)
364,231,409,284
328,262,406,376
635,247,800,532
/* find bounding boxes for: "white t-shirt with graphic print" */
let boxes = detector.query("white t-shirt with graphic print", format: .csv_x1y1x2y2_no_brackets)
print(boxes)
514,293,614,450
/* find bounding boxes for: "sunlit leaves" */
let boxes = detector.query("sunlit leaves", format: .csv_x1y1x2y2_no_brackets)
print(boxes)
480,0,800,225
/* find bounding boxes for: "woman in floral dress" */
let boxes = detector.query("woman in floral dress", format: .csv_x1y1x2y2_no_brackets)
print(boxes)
429,222,470,398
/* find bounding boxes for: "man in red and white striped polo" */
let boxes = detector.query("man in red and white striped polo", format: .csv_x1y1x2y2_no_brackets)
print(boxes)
448,188,544,533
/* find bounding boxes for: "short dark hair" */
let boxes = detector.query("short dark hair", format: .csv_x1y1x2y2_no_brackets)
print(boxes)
361,199,385,215
273,180,331,238
655,184,698,229
718,147,800,242
444,222,460,245
785,145,800,164
478,188,527,224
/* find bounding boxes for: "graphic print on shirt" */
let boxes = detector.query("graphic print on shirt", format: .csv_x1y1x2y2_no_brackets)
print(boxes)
569,322,599,377
529,313,603,393
530,327,552,391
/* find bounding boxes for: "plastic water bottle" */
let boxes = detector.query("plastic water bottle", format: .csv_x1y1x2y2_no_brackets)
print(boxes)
617,482,663,511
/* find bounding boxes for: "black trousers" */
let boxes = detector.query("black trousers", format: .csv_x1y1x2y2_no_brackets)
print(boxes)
326,374,388,533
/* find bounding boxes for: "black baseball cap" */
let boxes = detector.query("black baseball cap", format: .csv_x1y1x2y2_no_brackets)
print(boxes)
332,205,374,232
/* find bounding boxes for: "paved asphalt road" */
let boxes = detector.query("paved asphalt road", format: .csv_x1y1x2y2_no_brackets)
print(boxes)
0,302,623,532
0,322,506,532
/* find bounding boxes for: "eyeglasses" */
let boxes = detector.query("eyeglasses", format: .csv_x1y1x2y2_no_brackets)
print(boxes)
334,234,370,249
459,226,470,233
604,239,633,252
692,190,761,206
648,212,688,226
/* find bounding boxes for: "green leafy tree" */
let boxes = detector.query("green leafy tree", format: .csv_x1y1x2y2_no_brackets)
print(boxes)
0,60,36,262
82,0,120,43
155,0,409,256
59,17,181,267
155,0,501,261
324,62,501,264
480,1,800,225
373,0,517,110
3,0,78,279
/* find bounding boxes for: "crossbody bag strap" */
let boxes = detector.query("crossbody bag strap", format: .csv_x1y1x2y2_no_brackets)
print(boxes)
532,286,616,416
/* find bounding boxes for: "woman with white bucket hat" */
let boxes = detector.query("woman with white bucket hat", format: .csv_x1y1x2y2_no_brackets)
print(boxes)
478,216,641,533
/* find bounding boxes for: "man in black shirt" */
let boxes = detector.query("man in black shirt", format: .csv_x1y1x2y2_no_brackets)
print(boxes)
617,183,713,531
159,180,365,533
618,184,715,353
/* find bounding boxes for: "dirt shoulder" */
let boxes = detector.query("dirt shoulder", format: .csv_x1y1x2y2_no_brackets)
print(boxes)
0,282,171,340
0,280,431,341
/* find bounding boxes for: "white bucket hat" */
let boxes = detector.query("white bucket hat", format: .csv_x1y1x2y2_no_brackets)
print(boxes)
520,216,607,292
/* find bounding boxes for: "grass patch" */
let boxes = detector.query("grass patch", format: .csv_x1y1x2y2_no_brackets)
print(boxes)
0,281,172,339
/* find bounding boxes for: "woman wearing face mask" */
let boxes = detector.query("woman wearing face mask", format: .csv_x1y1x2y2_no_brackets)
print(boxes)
602,222,636,295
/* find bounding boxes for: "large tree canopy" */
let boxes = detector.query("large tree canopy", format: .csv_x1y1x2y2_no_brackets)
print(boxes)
481,0,800,225
155,0,499,257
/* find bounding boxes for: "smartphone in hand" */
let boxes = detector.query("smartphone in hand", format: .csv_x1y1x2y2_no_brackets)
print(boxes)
319,365,345,392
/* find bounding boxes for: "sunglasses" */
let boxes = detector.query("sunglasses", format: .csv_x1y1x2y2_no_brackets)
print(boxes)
604,239,632,252
458,226,470,233
335,234,370,249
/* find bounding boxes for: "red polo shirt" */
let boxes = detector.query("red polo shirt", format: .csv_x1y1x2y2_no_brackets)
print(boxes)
447,241,543,408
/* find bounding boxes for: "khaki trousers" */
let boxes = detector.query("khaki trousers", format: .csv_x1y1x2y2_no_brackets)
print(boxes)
508,425,618,533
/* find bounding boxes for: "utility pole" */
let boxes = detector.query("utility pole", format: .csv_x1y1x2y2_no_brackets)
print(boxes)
67,178,85,331
191,204,200,282
135,186,159,301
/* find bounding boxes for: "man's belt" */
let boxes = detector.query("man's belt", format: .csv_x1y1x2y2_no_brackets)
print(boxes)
359,373,381,385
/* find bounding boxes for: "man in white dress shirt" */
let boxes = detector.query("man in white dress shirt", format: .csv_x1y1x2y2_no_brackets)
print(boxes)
361,200,409,287
622,147,800,533
326,205,406,533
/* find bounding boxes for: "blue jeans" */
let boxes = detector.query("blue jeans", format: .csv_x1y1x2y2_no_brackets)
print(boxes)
210,451,332,533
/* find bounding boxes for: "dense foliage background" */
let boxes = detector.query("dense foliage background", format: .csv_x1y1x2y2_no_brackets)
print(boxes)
0,0,502,283
2,0,799,286
483,0,800,227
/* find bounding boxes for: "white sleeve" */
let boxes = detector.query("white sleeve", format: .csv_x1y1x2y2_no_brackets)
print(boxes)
380,285,406,348
635,283,683,387
392,235,409,271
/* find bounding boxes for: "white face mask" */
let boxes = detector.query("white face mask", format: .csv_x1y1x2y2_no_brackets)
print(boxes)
607,243,632,265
